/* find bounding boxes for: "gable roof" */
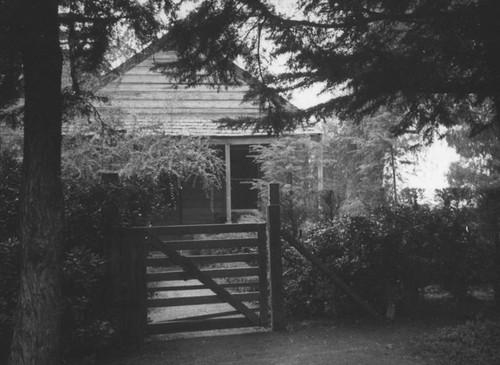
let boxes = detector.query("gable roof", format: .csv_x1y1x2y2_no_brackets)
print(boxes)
94,34,313,137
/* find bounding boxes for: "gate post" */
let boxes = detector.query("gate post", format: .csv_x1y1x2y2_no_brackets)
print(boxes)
268,183,285,331
101,172,120,322
101,172,147,344
112,228,148,345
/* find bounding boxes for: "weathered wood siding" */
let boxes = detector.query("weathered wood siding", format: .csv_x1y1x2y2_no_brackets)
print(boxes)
99,51,263,136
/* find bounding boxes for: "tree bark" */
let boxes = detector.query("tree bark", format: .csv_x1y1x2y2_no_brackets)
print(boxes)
493,97,500,309
9,0,64,364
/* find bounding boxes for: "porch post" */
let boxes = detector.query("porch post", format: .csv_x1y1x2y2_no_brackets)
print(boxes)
318,140,324,191
100,172,119,318
268,183,285,330
225,144,232,223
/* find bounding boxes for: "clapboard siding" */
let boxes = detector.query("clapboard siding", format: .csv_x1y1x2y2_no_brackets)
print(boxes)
99,91,248,100
102,84,248,92
96,46,265,137
101,100,256,109
108,74,234,84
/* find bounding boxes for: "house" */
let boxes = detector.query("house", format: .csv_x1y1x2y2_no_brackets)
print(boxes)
90,36,322,225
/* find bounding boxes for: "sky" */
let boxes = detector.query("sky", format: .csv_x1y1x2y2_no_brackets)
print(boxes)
403,140,460,201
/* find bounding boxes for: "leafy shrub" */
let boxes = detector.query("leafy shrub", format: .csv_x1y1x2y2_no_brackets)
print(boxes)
61,247,112,357
411,320,500,365
284,215,392,317
283,203,495,318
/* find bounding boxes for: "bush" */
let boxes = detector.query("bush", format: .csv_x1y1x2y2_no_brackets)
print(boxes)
283,203,495,318
61,247,112,358
284,215,393,317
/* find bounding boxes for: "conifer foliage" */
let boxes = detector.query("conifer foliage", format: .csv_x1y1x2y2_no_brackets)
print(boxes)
166,0,500,137
0,1,174,363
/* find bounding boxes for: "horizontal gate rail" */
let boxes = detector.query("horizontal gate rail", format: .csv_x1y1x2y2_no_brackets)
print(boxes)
148,292,260,307
147,267,259,281
149,238,259,250
147,253,258,266
148,281,260,292
148,317,254,335
174,309,259,322
128,222,265,235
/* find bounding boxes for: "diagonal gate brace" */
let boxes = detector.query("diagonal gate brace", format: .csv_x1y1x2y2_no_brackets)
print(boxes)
147,234,262,326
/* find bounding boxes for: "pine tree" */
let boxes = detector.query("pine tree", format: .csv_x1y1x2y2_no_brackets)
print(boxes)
165,0,500,138
0,1,172,363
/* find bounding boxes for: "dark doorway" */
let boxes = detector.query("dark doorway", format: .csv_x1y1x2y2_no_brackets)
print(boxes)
230,145,259,210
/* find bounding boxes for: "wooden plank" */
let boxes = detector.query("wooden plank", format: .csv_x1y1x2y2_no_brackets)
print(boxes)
101,84,249,92
147,267,259,281
151,238,259,251
105,99,257,109
120,66,208,75
112,74,246,84
148,234,261,326
173,309,257,322
146,253,258,266
148,317,253,335
147,292,259,307
98,105,260,113
98,90,248,100
147,281,260,292
135,223,265,235
117,113,261,123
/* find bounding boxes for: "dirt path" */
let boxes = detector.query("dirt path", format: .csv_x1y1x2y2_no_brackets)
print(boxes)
101,320,433,365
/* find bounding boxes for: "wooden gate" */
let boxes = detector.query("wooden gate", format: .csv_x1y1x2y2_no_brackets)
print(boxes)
145,222,269,335
110,184,284,341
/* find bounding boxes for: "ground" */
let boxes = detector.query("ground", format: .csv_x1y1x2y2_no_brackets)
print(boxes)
97,319,453,365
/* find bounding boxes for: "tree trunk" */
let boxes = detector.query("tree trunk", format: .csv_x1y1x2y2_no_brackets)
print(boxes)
9,0,64,364
493,99,500,309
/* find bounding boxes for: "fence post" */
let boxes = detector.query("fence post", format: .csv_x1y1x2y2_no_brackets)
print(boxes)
110,229,147,345
100,172,120,322
117,229,147,345
268,183,285,331
101,172,147,345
